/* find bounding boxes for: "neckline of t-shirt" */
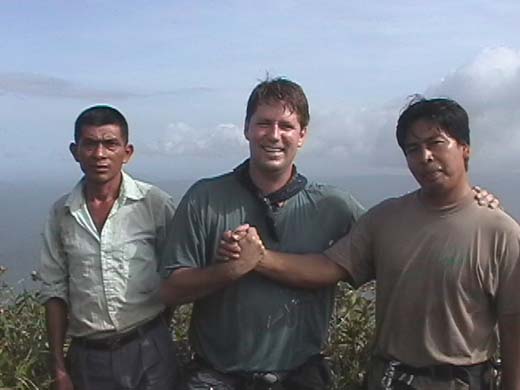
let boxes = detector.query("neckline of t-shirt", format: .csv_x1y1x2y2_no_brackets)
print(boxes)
414,189,474,215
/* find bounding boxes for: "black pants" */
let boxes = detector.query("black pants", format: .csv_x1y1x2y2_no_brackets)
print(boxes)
182,355,331,390
67,320,179,390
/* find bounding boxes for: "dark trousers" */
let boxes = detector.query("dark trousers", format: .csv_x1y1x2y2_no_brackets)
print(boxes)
67,320,179,390
182,355,331,390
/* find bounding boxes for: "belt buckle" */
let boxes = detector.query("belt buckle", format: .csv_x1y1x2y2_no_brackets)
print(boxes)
253,372,279,385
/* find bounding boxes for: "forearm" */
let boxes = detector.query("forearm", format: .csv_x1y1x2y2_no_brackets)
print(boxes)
255,250,349,289
160,261,252,306
45,298,68,373
499,313,520,390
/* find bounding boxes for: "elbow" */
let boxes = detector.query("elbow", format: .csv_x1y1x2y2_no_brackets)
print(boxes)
159,281,180,306
160,277,194,307
310,260,348,288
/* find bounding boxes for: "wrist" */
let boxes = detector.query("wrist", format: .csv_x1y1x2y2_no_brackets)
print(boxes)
51,354,67,372
256,249,274,272
53,365,69,379
225,260,252,280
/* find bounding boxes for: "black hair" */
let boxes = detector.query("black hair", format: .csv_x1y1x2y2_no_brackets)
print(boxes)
74,105,129,143
396,96,470,152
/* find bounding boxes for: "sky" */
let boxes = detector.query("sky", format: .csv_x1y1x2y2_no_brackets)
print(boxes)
1,1,520,182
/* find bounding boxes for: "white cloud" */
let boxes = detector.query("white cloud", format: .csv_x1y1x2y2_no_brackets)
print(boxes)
0,72,214,100
146,122,247,158
426,47,520,171
304,46,520,175
142,47,520,176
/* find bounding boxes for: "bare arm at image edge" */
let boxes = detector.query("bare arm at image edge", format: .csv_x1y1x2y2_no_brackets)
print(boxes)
499,313,520,390
45,298,74,390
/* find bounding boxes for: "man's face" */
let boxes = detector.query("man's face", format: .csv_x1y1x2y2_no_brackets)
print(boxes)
404,119,469,197
244,102,307,178
70,124,133,185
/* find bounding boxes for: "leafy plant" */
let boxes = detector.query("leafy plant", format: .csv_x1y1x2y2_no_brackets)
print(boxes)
327,282,375,389
0,266,376,389
0,267,52,389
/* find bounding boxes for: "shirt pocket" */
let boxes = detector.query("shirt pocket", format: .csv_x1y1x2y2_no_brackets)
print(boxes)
124,236,160,294
61,231,95,278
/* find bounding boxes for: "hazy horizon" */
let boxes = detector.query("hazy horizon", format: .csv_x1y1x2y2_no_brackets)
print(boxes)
2,171,519,288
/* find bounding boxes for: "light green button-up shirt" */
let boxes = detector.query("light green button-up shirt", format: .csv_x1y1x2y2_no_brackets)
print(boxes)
39,172,176,338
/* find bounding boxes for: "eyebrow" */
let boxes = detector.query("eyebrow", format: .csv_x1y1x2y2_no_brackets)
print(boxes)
404,134,445,147
82,135,120,141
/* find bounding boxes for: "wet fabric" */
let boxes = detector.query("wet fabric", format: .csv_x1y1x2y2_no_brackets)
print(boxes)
161,163,364,372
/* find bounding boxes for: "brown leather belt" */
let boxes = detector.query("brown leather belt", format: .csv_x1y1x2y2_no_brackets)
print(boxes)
72,315,163,350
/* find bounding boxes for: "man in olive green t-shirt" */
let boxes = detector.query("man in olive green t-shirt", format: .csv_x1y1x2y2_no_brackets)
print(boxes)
235,98,520,389
160,78,364,390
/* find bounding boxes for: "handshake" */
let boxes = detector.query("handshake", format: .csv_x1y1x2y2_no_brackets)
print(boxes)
216,224,267,274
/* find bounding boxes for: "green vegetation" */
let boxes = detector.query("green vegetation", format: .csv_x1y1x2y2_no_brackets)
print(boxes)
0,267,375,389
0,267,53,390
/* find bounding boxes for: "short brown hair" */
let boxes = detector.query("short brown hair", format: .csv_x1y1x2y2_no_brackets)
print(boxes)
245,77,310,129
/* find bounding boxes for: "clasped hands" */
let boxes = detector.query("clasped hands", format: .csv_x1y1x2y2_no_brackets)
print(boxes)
216,224,267,271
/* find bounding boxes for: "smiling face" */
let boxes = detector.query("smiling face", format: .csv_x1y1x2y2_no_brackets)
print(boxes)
245,102,307,182
70,124,133,186
404,119,470,203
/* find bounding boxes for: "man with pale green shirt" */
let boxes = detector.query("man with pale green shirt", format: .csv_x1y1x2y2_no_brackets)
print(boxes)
39,105,178,390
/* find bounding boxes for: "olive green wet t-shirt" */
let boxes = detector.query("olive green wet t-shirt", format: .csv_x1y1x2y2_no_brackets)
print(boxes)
326,190,520,367
161,169,364,372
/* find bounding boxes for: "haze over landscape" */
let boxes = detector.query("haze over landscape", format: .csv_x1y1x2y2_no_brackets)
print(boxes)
1,1,520,284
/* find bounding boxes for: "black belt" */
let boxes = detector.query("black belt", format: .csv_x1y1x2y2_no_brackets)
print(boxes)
72,315,163,350
192,354,288,388
380,358,491,389
398,361,488,381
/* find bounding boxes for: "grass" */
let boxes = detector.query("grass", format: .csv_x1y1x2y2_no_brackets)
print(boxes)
0,267,375,389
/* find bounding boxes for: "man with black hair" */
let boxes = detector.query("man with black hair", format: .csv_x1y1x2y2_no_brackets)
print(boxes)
234,97,520,389
160,77,365,390
39,105,178,390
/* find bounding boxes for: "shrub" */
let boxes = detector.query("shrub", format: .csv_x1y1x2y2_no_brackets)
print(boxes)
0,268,52,389
0,267,375,389
327,282,375,389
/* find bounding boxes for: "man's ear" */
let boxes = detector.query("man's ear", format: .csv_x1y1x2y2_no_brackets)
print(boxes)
244,121,250,141
463,144,470,158
462,144,471,171
297,127,308,148
69,142,79,162
123,144,134,164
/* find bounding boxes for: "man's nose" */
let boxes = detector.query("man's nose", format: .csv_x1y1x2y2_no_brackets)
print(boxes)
418,146,434,163
93,143,107,157
266,123,281,140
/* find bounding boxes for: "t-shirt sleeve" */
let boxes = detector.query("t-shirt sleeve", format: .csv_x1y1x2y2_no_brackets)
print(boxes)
494,230,520,316
320,187,366,247
154,191,177,270
324,210,375,288
159,187,208,278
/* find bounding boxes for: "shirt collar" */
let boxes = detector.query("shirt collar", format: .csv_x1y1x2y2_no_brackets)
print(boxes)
233,159,308,205
64,171,145,212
